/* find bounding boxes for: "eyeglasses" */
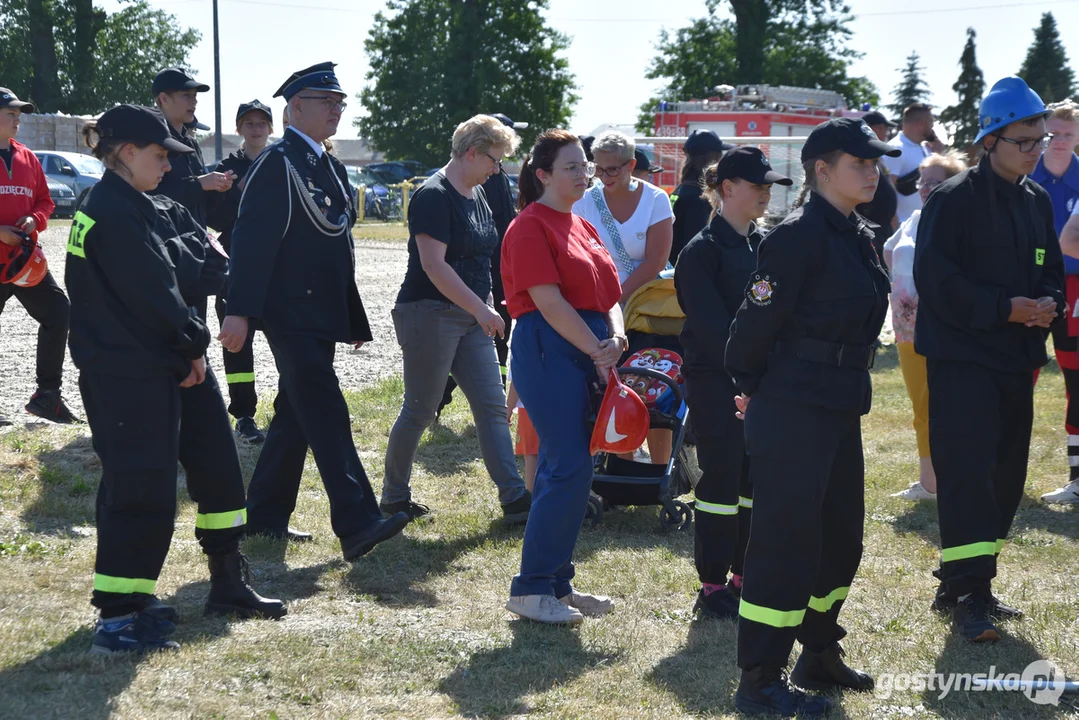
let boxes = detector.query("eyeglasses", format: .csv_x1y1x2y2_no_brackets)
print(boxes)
484,151,503,170
994,134,1052,153
297,95,347,112
594,159,631,177
556,162,596,178
917,179,942,191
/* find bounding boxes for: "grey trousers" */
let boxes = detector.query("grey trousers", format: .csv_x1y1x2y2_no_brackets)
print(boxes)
382,299,527,505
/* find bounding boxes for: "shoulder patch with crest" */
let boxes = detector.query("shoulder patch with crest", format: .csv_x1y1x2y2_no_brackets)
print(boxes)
747,273,777,306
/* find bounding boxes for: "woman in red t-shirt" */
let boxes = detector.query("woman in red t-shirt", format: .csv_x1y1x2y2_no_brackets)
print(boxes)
500,129,625,625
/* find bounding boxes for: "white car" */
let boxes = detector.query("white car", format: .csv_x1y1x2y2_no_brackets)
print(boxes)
35,151,105,211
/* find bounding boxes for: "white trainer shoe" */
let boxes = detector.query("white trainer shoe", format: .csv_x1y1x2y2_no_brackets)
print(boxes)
891,482,937,501
559,591,615,617
1041,480,1079,504
506,594,584,625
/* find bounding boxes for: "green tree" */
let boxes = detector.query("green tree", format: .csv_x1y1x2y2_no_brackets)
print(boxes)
0,0,199,114
1018,11,1076,104
939,28,984,151
357,0,577,167
888,51,930,121
636,0,877,134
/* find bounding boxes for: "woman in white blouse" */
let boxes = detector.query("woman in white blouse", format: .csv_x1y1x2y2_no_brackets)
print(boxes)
573,131,676,464
573,131,675,306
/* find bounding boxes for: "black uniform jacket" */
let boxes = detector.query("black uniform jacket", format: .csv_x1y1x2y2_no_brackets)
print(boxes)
725,195,890,415
153,123,209,228
65,170,210,379
152,194,229,304
484,169,517,296
913,157,1066,373
226,128,372,344
671,182,712,265
205,147,254,254
675,214,761,373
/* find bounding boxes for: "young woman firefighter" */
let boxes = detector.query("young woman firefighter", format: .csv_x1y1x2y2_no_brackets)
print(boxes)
673,146,792,620
65,104,284,655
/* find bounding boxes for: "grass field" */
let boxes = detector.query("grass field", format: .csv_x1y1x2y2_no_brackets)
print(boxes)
2,351,1079,719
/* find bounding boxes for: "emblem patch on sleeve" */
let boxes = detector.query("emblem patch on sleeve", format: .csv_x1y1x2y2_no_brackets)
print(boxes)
747,273,777,306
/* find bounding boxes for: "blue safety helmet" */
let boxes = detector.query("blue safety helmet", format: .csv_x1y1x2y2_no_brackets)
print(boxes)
975,76,1049,144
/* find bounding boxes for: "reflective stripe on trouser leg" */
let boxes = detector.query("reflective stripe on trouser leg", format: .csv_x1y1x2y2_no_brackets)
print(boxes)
685,370,746,586
928,359,1031,599
738,396,857,670
178,367,250,554
217,294,258,419
81,372,180,614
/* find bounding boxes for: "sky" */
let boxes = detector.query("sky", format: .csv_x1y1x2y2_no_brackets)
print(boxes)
103,0,1079,157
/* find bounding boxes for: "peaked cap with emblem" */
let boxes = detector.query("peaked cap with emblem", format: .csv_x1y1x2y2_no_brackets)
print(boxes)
274,62,344,101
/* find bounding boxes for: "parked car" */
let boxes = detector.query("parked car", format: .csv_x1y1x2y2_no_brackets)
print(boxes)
46,177,77,219
346,165,401,221
35,151,104,211
366,160,427,186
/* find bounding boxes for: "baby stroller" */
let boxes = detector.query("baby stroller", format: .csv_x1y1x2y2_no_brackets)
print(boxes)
586,348,697,532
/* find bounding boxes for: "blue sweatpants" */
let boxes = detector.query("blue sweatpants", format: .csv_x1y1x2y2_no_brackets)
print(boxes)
509,309,608,597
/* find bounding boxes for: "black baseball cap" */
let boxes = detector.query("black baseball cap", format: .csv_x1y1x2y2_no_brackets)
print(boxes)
861,110,897,128
152,67,210,96
684,129,734,156
0,88,34,113
236,100,273,125
801,118,902,162
274,62,344,100
491,113,528,130
580,135,595,162
186,118,211,132
634,148,664,174
715,146,792,186
96,104,194,155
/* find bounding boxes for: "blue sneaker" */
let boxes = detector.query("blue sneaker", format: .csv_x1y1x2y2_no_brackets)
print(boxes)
89,612,180,655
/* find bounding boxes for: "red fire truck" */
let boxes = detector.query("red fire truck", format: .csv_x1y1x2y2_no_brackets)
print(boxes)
649,84,867,204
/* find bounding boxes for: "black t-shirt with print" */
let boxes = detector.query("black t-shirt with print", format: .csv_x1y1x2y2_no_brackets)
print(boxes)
397,170,498,304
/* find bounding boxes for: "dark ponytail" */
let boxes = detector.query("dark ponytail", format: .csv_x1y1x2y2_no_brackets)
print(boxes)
517,128,581,212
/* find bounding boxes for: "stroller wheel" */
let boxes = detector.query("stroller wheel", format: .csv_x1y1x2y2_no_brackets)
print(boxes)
585,492,605,525
659,499,693,532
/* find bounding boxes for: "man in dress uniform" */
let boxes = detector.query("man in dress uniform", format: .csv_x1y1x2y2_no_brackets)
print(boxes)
219,62,410,559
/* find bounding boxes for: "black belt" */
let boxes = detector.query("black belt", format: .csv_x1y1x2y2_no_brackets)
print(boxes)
775,338,875,370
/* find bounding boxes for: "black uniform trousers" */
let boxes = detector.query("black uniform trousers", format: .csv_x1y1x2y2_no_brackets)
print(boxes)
213,295,257,419
927,358,1032,599
737,394,864,670
245,329,382,539
0,270,69,392
83,367,247,616
1051,296,1079,481
683,368,752,584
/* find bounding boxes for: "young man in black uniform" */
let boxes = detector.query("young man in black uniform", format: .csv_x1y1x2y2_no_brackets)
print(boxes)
67,105,283,654
914,76,1065,642
206,100,274,444
725,118,898,717
150,67,235,229
675,147,792,620
670,129,732,264
437,112,525,418
219,62,410,556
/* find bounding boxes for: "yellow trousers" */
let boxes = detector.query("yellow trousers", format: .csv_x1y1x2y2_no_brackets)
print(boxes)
897,342,930,458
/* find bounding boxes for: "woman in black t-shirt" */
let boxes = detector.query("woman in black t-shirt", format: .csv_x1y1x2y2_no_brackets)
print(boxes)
382,115,532,525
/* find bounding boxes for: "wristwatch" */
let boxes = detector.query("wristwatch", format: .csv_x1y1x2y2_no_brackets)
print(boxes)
612,334,628,352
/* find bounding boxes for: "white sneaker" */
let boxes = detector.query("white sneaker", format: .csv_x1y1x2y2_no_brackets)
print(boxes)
891,482,936,501
1041,480,1079,504
559,591,615,617
505,594,584,625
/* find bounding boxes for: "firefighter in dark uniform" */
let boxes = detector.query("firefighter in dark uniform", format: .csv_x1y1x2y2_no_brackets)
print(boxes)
725,118,898,717
437,112,525,417
206,100,275,444
66,105,284,655
914,76,1064,642
219,62,410,556
671,129,732,264
674,147,791,620
150,67,235,230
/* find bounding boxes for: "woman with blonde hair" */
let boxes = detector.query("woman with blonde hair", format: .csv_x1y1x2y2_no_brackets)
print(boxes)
885,150,969,501
382,114,532,523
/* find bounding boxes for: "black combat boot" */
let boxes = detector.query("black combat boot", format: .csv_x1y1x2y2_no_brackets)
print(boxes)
734,666,832,718
791,641,875,692
205,550,287,620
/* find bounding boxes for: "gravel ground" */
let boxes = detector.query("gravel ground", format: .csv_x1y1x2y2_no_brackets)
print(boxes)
0,223,408,423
